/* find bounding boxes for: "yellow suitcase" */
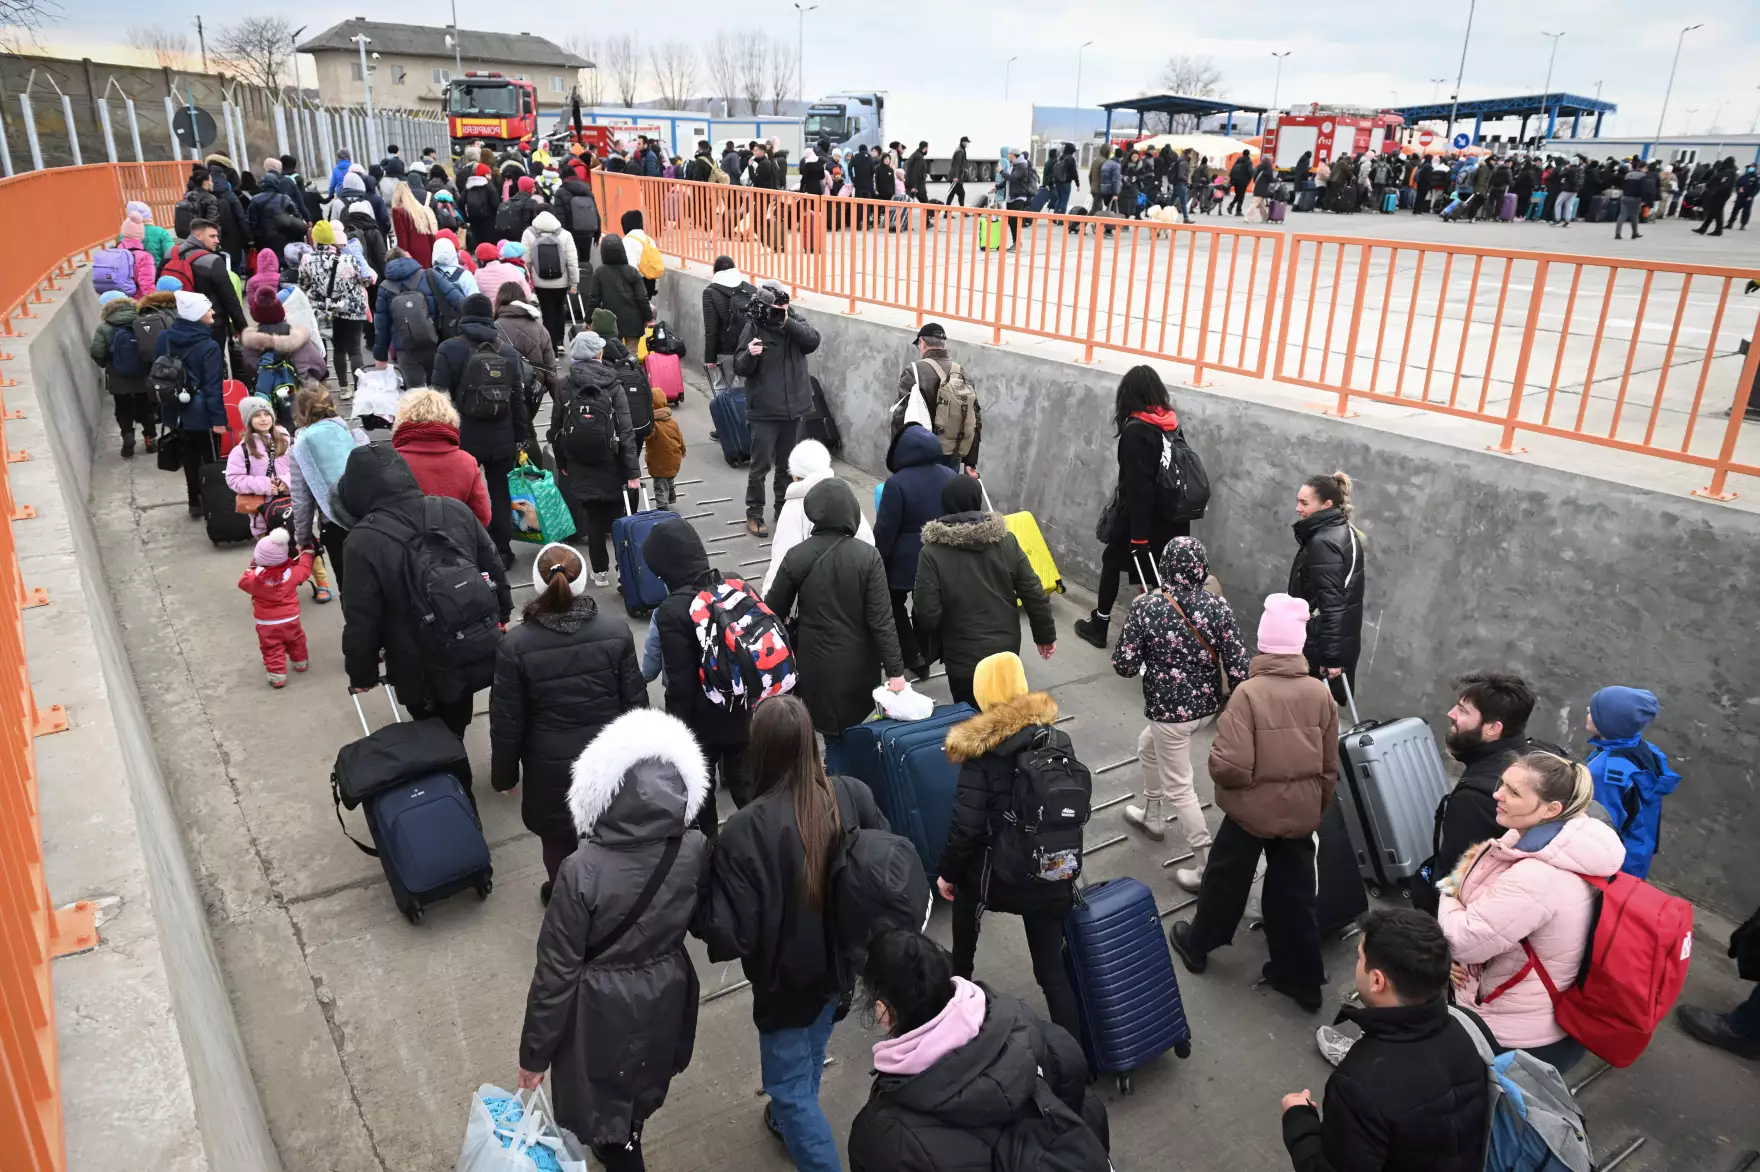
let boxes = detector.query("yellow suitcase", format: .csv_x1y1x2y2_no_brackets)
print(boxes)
1005,510,1064,596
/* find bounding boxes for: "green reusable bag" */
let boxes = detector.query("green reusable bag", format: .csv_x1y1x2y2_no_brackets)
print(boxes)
508,457,576,544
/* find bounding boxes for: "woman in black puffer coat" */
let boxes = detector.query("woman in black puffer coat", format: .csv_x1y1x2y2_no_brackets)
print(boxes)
847,929,1108,1172
489,542,647,899
550,331,640,581
584,234,652,346
1289,470,1366,704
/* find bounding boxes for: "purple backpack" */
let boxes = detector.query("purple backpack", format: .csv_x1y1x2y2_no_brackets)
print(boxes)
92,248,137,296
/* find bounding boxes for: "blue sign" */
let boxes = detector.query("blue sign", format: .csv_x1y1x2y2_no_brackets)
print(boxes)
1452,132,1471,149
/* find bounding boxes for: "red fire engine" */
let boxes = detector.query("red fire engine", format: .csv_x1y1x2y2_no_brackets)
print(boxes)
1264,107,1405,172
447,73,540,156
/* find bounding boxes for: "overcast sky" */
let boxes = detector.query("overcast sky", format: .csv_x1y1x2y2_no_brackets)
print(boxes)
24,0,1760,139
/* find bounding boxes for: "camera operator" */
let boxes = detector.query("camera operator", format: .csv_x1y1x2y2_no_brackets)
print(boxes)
732,280,821,538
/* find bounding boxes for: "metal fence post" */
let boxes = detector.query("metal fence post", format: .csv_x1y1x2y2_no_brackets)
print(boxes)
272,103,289,157
1695,313,1760,500
98,98,117,163
19,96,43,171
124,96,144,163
163,95,180,160
0,113,12,176
58,92,82,166
221,96,239,168
1492,259,1550,453
317,112,334,180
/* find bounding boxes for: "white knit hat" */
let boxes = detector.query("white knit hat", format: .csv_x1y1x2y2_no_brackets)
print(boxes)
173,291,212,321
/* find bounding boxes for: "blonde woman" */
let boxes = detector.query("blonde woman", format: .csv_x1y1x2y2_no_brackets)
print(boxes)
390,180,439,268
390,388,492,530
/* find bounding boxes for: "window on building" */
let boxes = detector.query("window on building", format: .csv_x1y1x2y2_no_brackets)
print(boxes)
350,63,362,81
550,76,566,93
392,66,407,85
432,67,451,85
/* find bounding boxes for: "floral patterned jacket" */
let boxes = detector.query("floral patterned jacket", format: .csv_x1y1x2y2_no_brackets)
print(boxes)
1112,536,1251,724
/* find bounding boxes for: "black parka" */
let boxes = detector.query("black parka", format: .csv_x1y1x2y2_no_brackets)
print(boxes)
429,314,533,464
489,594,648,840
641,520,751,748
912,511,1055,675
584,235,651,339
763,481,905,734
1410,734,1528,916
1287,507,1365,673
732,308,822,422
702,274,755,359
550,358,638,502
518,710,712,1147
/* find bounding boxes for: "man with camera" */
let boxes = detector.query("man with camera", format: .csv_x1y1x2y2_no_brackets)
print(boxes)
732,281,821,538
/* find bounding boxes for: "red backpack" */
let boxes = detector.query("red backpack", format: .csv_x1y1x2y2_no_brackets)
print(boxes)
1490,873,1693,1068
159,248,197,292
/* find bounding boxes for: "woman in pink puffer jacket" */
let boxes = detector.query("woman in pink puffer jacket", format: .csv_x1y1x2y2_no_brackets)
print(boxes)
1437,749,1626,1071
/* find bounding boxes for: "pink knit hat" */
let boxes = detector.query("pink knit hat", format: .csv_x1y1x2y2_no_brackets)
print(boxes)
1257,593,1310,655
254,528,291,567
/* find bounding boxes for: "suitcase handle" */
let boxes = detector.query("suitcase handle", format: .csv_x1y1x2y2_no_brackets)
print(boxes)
620,482,651,518
1337,672,1362,728
349,683,402,737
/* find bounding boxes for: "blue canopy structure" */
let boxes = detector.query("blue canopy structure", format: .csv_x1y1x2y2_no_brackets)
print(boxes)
1098,94,1270,143
1389,93,1617,144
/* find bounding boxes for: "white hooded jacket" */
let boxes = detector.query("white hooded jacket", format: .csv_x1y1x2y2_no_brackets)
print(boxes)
521,210,580,290
761,440,874,595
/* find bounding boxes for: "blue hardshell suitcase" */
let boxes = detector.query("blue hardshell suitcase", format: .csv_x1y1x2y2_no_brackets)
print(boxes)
826,703,974,876
1063,876,1193,1093
612,494,679,617
710,385,751,465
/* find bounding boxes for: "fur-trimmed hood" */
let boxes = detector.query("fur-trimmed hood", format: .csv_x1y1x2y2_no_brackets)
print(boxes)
240,323,312,354
921,511,1007,550
945,692,1059,763
139,291,179,314
567,708,711,842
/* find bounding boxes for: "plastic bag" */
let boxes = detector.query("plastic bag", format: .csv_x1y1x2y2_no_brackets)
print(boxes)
508,458,577,544
455,1084,587,1172
351,365,403,421
873,682,934,722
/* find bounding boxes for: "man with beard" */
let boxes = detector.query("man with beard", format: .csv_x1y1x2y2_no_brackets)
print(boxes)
1411,672,1536,915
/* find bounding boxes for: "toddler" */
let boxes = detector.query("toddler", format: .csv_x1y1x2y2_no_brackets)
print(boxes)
238,529,314,687
645,384,685,507
225,396,292,538
1585,685,1681,880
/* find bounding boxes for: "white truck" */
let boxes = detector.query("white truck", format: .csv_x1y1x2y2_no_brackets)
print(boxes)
802,92,1034,184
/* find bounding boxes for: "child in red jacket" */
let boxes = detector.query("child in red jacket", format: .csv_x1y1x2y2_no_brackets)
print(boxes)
238,529,314,687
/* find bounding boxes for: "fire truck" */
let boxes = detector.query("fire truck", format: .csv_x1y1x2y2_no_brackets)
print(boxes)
1264,107,1405,172
447,73,541,156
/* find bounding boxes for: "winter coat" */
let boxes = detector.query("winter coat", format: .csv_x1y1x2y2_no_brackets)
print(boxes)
550,359,638,502
88,298,149,395
874,425,958,590
288,417,369,545
430,315,533,463
462,174,501,242
1585,735,1679,881
522,211,581,290
556,177,600,240
495,300,559,397
940,692,1074,915
1281,998,1492,1172
1411,734,1530,917
238,552,316,625
764,480,906,734
1108,408,1187,556
387,206,433,270
372,257,449,362
700,773,888,1031
1206,653,1339,839
1228,157,1252,194
645,387,685,479
847,985,1097,1172
1439,817,1627,1049
1288,507,1365,674
241,323,328,385
391,421,492,529
155,317,227,432
702,270,755,359
518,710,712,1146
490,595,648,838
113,238,157,299
177,185,220,229
298,248,371,321
875,161,897,200
892,348,982,467
247,188,306,257
585,236,651,340
244,247,281,304
913,511,1055,675
641,520,751,748
732,309,821,422
224,428,292,537
338,444,511,706
1112,537,1250,724
171,240,248,335
761,467,875,591
475,260,531,309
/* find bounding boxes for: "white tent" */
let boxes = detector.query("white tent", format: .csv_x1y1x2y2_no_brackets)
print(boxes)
1127,132,1254,164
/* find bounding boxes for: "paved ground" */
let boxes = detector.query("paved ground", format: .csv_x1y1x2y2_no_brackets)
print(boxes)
93,359,1760,1171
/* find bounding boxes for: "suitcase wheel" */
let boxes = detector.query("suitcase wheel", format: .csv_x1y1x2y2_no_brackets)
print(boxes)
475,877,493,900
626,603,651,619
404,905,424,925
1117,1074,1135,1095
1175,1040,1192,1059
1366,883,1382,898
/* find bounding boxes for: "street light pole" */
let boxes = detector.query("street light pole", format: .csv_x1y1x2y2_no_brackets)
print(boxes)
1653,24,1701,157
793,3,818,104
1429,77,1448,104
450,0,463,73
1445,0,1477,139
1539,31,1564,138
194,16,209,73
1005,56,1019,101
1270,51,1290,115
1750,86,1760,135
1076,41,1094,108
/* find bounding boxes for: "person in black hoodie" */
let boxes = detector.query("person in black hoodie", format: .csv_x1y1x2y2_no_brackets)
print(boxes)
700,696,890,1172
1288,471,1365,702
550,330,640,584
734,283,821,536
585,234,652,349
847,928,1108,1172
339,444,510,736
429,292,533,566
702,255,754,372
556,159,601,273
490,542,647,902
641,519,754,838
1228,150,1254,216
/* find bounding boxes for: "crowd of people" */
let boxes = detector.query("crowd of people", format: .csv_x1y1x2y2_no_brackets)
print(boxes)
81,132,1758,1172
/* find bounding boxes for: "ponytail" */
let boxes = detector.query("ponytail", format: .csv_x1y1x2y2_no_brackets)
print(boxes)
523,544,583,620
1517,750,1595,820
1303,470,1354,519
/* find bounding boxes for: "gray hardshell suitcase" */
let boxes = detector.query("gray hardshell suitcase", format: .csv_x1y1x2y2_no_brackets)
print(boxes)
1335,676,1449,896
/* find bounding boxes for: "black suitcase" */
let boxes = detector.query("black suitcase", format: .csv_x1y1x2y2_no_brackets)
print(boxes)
800,375,842,454
201,457,253,546
1317,795,1370,935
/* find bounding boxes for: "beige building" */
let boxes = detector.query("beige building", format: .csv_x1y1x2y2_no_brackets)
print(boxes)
297,20,589,111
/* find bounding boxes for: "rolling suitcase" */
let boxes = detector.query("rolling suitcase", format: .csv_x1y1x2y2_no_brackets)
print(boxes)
825,702,974,877
1399,187,1415,209
219,378,249,456
332,686,491,924
645,351,684,404
980,485,1063,596
1381,191,1398,214
978,215,1005,251
800,375,843,454
1295,188,1319,213
611,487,679,618
1063,877,1193,1094
1268,200,1287,223
1316,795,1371,935
1334,677,1450,895
709,385,752,466
197,431,253,546
1499,192,1518,221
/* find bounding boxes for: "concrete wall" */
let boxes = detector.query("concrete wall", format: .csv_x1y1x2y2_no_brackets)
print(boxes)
657,269,1760,920
19,274,280,1169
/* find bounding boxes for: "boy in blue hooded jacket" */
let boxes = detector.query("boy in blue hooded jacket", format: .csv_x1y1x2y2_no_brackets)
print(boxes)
1585,686,1680,880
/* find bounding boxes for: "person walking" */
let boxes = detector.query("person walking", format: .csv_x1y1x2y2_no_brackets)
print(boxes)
1729,164,1758,230
1228,150,1253,216
493,285,560,422
86,290,158,459
1169,594,1337,1013
702,258,756,377
1614,162,1649,241
891,322,981,473
1111,536,1249,890
521,207,581,349
389,388,493,531
1674,904,1760,1061
236,529,315,689
1436,750,1626,1073
699,695,892,1172
156,292,229,517
287,385,366,598
947,136,970,206
585,235,652,352
760,439,873,596
491,543,647,900
297,221,372,394
372,247,459,390
874,424,958,678
390,180,438,268
911,478,1057,707
1074,367,1191,649
734,283,821,537
516,707,711,1172
1288,472,1364,704
1696,159,1737,237
222,395,292,541
550,330,640,586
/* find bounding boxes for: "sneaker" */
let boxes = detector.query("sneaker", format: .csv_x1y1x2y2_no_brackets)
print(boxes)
1122,803,1166,842
120,437,135,459
311,583,333,604
1676,1004,1760,1060
907,662,935,683
267,672,287,688
1316,1024,1357,1067
1168,920,1207,974
592,571,611,588
143,434,157,454
746,516,770,538
1072,613,1109,649
290,660,309,673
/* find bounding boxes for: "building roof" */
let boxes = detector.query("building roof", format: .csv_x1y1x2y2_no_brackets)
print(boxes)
1099,94,1268,117
296,20,590,68
1391,93,1615,121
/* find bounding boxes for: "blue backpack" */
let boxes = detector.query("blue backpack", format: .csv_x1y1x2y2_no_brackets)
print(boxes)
1588,740,1680,881
1449,1007,1592,1172
109,323,147,379
255,349,299,406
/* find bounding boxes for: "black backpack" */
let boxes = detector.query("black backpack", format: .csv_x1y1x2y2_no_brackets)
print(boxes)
534,234,565,282
465,184,493,220
148,352,188,410
108,322,147,380
433,200,461,231
989,727,1091,888
457,341,515,422
826,785,929,990
554,389,617,465
427,270,461,340
400,497,502,680
173,196,199,238
568,192,600,236
647,320,687,357
388,282,439,351
1156,427,1210,522
494,194,525,238
612,356,654,440
992,1079,1112,1172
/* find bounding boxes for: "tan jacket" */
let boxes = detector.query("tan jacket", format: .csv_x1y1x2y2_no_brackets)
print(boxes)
644,386,685,479
1206,653,1338,839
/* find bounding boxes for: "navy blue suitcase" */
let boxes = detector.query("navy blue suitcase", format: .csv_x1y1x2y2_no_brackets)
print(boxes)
1064,877,1193,1093
710,385,752,465
612,492,679,617
826,703,974,877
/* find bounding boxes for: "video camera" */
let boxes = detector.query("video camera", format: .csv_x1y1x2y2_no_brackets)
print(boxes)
743,284,790,331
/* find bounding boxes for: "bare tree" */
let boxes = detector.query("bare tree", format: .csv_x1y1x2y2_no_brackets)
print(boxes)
1150,54,1227,133
561,35,606,106
125,24,192,69
734,29,766,116
703,31,740,113
212,16,295,94
603,34,641,107
0,0,58,30
648,40,699,110
765,34,795,116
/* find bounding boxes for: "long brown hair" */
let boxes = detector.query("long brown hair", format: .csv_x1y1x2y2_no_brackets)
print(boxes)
524,544,582,621
749,696,841,911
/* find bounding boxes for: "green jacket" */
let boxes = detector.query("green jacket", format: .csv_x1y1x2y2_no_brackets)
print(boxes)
88,298,139,366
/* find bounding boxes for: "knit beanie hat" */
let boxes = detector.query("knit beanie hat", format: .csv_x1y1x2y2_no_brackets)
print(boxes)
499,240,526,262
125,200,153,223
461,292,494,320
254,528,291,567
941,475,985,515
972,651,1029,713
1257,593,1311,656
236,395,275,432
787,439,832,480
591,308,619,339
517,175,536,193
342,170,366,192
248,284,285,324
119,216,145,241
1590,686,1659,740
474,242,500,265
567,330,606,361
156,276,184,293
431,237,458,269
311,220,336,246
174,291,212,321
474,162,491,178
98,290,129,306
